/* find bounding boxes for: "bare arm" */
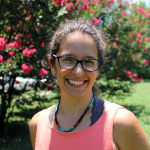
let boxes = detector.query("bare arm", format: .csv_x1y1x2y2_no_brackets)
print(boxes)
113,109,150,150
29,112,40,150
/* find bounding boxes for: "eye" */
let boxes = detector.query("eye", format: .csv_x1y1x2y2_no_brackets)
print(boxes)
61,57,74,63
84,59,95,66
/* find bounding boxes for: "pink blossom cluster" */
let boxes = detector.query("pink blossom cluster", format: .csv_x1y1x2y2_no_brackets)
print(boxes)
8,51,15,58
91,18,101,24
135,8,150,19
104,0,114,6
21,64,33,75
0,38,5,51
66,2,73,10
121,10,127,15
145,38,150,42
114,42,118,49
126,71,143,82
40,42,45,47
24,33,31,40
6,27,11,32
38,68,48,76
89,9,96,13
82,2,90,11
52,0,61,6
144,60,149,66
0,55,3,63
5,39,22,49
22,48,37,59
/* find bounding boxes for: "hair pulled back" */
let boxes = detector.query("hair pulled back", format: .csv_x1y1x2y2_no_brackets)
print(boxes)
42,19,106,70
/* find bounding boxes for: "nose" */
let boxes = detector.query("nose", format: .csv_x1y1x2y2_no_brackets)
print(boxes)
72,62,84,76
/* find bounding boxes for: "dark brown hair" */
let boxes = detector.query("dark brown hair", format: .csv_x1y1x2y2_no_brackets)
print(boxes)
42,19,106,70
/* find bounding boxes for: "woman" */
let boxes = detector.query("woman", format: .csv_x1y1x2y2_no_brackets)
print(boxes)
29,20,150,150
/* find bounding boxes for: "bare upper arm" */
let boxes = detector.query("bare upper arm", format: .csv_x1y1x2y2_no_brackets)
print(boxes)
113,109,150,150
29,112,40,150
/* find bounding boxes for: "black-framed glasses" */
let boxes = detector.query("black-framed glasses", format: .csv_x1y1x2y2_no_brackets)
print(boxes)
53,54,102,72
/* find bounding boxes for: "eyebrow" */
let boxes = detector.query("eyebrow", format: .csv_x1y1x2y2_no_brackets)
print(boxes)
60,54,96,59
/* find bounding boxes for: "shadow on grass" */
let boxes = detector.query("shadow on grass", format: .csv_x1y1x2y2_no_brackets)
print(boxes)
122,104,145,117
0,121,32,150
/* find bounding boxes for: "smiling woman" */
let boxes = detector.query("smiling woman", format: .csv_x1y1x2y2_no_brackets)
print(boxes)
29,20,150,150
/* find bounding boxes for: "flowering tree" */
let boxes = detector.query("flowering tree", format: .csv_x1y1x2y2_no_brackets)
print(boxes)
0,0,150,137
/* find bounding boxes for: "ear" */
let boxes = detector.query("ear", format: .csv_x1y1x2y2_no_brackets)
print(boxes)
49,58,56,74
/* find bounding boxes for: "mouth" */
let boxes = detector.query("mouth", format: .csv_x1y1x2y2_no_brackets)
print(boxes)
67,79,86,86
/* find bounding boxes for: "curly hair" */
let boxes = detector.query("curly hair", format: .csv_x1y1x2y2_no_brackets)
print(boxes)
42,19,106,70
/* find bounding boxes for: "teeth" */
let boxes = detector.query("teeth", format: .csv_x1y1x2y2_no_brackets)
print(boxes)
68,80,84,85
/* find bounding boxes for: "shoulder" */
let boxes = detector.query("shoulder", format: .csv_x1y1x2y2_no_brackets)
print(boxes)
29,105,55,149
29,111,41,150
113,108,150,150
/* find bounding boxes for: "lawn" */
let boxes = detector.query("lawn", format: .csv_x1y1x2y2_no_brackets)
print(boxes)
0,80,150,149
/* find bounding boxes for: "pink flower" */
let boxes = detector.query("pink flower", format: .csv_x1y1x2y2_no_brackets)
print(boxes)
40,24,43,28
35,27,38,31
22,48,31,58
115,37,119,41
129,75,133,78
83,2,90,10
143,47,147,52
66,2,73,10
144,60,149,66
127,39,133,43
47,84,53,88
114,42,118,49
146,21,150,24
121,10,126,15
132,73,138,79
139,21,143,26
0,38,5,51
40,42,45,47
0,55,3,63
26,17,30,21
64,18,68,21
89,9,96,13
145,38,150,42
38,68,48,76
126,71,132,76
30,48,37,54
24,33,31,40
21,64,33,75
16,33,21,38
6,27,11,32
5,42,16,49
14,39,22,48
91,18,101,24
116,77,120,80
52,0,61,5
138,45,142,48
8,51,15,57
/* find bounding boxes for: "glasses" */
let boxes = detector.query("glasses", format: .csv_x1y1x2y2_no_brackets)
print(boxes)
53,54,102,72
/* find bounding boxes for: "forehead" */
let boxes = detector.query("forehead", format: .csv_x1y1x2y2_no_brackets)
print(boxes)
57,32,98,58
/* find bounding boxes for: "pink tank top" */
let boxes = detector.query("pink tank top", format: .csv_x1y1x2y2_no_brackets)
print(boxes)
35,102,123,150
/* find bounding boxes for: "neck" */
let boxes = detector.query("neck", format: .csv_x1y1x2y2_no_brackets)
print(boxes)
58,92,93,117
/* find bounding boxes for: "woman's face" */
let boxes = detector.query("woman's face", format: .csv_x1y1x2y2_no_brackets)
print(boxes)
51,32,99,99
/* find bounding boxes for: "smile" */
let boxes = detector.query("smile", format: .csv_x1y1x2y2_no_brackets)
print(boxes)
68,79,84,85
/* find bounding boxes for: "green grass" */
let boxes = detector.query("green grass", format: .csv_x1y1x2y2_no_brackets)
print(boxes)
110,79,150,141
0,80,150,149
